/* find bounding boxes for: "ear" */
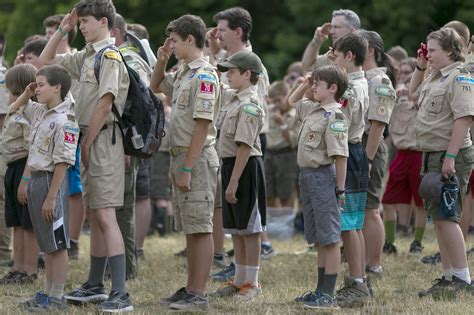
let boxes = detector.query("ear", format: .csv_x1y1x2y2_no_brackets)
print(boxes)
329,83,338,94
53,84,62,95
100,17,108,28
244,69,252,79
367,47,375,58
346,51,354,61
235,27,243,39
187,34,195,46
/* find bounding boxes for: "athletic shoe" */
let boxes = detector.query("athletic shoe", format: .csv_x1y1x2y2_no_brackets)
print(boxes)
63,282,108,303
159,287,187,305
235,282,262,301
0,271,37,284
449,276,474,295
421,252,441,265
365,265,383,277
211,262,235,282
336,277,370,307
19,291,49,308
382,242,397,254
408,240,424,255
294,290,321,303
29,296,69,312
365,277,374,297
169,292,209,310
418,276,451,298
209,281,240,298
261,244,277,259
97,291,133,313
303,293,339,309
0,271,22,284
213,253,227,269
68,240,79,260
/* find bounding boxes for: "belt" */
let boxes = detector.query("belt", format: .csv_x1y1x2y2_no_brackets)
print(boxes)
170,146,189,156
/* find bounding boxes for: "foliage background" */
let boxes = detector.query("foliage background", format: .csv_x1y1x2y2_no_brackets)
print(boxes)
0,0,473,79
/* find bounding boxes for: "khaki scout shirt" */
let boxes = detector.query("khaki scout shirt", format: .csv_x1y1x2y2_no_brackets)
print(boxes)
219,85,264,158
296,99,349,168
1,102,30,164
389,84,418,150
25,99,79,172
52,38,130,132
266,105,298,150
415,62,474,152
159,56,220,148
119,43,152,85
365,67,396,134
340,71,369,144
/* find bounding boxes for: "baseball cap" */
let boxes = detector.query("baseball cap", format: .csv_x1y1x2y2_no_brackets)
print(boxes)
418,172,444,204
217,50,263,74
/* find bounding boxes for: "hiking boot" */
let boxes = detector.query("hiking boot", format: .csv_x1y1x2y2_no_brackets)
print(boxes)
303,293,339,309
169,292,209,310
68,240,79,260
365,265,383,277
213,253,227,268
209,281,240,298
408,240,424,256
211,262,235,282
63,282,108,303
421,252,441,265
261,244,277,259
97,291,133,313
336,277,370,307
418,276,451,298
383,242,397,255
159,287,187,305
294,290,321,303
235,282,262,301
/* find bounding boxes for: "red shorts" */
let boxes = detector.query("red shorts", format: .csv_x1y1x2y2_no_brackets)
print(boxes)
382,149,423,207
470,172,474,195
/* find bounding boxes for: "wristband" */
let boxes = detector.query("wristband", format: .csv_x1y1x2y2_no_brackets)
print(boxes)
416,65,426,71
336,188,345,195
21,176,30,182
57,26,68,36
337,193,345,201
445,153,457,159
181,167,193,173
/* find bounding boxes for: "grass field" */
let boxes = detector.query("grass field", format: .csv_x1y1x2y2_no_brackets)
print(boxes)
1,225,474,314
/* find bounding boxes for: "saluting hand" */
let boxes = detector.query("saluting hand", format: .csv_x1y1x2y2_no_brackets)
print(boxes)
225,180,238,204
42,196,56,222
157,38,173,63
314,23,330,44
177,171,191,192
25,82,37,98
60,8,78,33
206,28,220,55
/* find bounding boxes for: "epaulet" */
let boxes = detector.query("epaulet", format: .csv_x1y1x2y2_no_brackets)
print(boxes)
242,103,262,117
103,49,122,62
67,114,75,121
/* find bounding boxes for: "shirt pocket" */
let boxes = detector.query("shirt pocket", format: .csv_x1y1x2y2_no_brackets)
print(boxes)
34,127,55,155
426,88,446,115
176,88,191,110
224,111,239,138
302,122,325,152
79,64,97,85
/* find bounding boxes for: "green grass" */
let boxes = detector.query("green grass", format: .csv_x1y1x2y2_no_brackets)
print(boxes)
1,225,474,314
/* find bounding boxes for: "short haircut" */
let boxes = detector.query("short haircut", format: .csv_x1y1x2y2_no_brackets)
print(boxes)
332,9,361,30
333,32,368,66
400,57,417,71
237,68,259,85
43,14,77,45
166,14,206,49
127,23,149,40
387,45,408,63
36,65,71,100
213,7,253,43
75,0,116,30
286,61,304,76
443,21,470,47
427,28,465,62
114,13,127,39
23,38,48,57
268,80,289,98
312,65,349,100
5,64,37,96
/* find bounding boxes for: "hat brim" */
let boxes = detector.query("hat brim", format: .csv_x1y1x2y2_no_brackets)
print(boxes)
217,61,236,72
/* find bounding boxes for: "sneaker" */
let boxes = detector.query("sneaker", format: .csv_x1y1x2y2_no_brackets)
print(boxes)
168,292,209,310
20,291,49,308
209,281,240,298
261,244,277,259
15,272,37,284
408,240,424,255
336,277,370,307
235,282,262,301
37,255,45,270
213,253,227,268
159,287,187,305
26,293,50,312
68,240,79,260
97,291,133,313
418,276,451,298
28,296,69,312
365,265,383,277
211,262,235,282
382,242,397,254
174,248,187,257
303,293,339,309
365,277,374,297
421,252,441,265
0,271,22,284
63,282,108,303
294,290,321,303
449,276,474,296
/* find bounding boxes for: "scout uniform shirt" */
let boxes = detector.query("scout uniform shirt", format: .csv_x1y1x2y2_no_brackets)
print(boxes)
23,99,79,172
119,42,152,85
1,103,30,164
159,56,219,148
339,71,369,144
219,85,264,158
52,38,130,133
296,99,349,168
389,83,418,150
365,67,396,135
415,62,474,152
266,104,298,150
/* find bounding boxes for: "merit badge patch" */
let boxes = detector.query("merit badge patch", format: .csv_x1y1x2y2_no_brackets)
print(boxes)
64,132,76,144
189,70,196,79
377,106,387,116
324,111,331,118
329,120,347,133
200,82,214,94
243,104,261,117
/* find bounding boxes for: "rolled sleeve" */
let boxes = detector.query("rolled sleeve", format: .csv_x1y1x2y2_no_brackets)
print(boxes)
234,111,261,148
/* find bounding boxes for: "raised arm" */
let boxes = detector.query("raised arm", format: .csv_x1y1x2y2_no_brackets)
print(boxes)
301,23,330,72
288,75,312,106
150,38,172,93
10,83,36,112
408,43,428,97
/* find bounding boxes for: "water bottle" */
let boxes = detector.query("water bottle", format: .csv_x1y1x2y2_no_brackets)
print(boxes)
439,175,459,219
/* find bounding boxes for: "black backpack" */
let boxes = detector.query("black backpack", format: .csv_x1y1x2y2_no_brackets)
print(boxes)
94,45,165,159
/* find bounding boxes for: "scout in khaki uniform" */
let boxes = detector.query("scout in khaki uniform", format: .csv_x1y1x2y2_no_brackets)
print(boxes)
10,65,78,311
288,65,349,309
209,50,266,301
39,1,133,312
359,30,397,277
150,14,220,311
409,28,474,298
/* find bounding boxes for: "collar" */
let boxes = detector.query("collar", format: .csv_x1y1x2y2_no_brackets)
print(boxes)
348,71,365,81
48,98,72,114
186,56,210,70
86,38,115,55
235,85,257,102
439,62,463,77
321,101,341,112
365,67,387,80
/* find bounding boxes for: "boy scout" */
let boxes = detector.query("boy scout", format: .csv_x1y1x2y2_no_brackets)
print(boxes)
39,0,133,312
288,65,349,309
150,14,220,310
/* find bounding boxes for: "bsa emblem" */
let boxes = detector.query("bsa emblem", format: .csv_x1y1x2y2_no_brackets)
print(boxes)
307,132,316,142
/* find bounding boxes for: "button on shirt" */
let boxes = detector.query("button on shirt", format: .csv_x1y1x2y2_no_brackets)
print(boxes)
25,99,79,172
159,57,220,148
415,62,474,152
218,85,264,158
296,99,349,168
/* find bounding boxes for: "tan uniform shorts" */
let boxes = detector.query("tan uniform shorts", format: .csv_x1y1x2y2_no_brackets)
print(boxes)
363,136,388,210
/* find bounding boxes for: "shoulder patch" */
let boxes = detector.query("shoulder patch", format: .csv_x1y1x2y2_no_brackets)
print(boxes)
455,76,474,85
375,86,395,98
67,114,75,121
329,120,347,133
197,73,217,83
381,78,391,85
243,104,261,117
335,112,344,120
104,50,122,62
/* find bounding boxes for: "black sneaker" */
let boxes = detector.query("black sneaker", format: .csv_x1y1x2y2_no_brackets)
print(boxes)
450,276,474,295
421,252,441,265
383,242,397,254
97,291,133,313
64,282,108,303
159,287,187,305
418,276,451,298
408,240,424,255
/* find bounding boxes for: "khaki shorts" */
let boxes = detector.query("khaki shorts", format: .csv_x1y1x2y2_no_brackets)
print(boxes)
214,170,222,209
363,137,388,209
170,146,219,234
81,126,125,209
421,146,474,222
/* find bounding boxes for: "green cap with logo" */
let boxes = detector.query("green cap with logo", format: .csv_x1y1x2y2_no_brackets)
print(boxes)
217,50,263,74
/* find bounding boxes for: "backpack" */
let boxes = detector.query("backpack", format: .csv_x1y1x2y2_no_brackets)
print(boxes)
94,45,165,159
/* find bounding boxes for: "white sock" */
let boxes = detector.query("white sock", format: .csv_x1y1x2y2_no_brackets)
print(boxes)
50,282,65,299
244,265,260,286
452,267,471,284
354,278,364,284
442,269,454,281
44,278,52,296
234,264,246,286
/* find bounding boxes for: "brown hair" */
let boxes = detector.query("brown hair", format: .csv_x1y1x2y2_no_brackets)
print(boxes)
427,28,465,62
74,0,116,30
333,32,368,66
5,64,37,96
37,65,71,100
268,80,289,98
166,15,206,49
127,23,149,40
443,21,470,47
213,7,252,43
238,68,259,85
312,65,348,100
43,14,77,45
